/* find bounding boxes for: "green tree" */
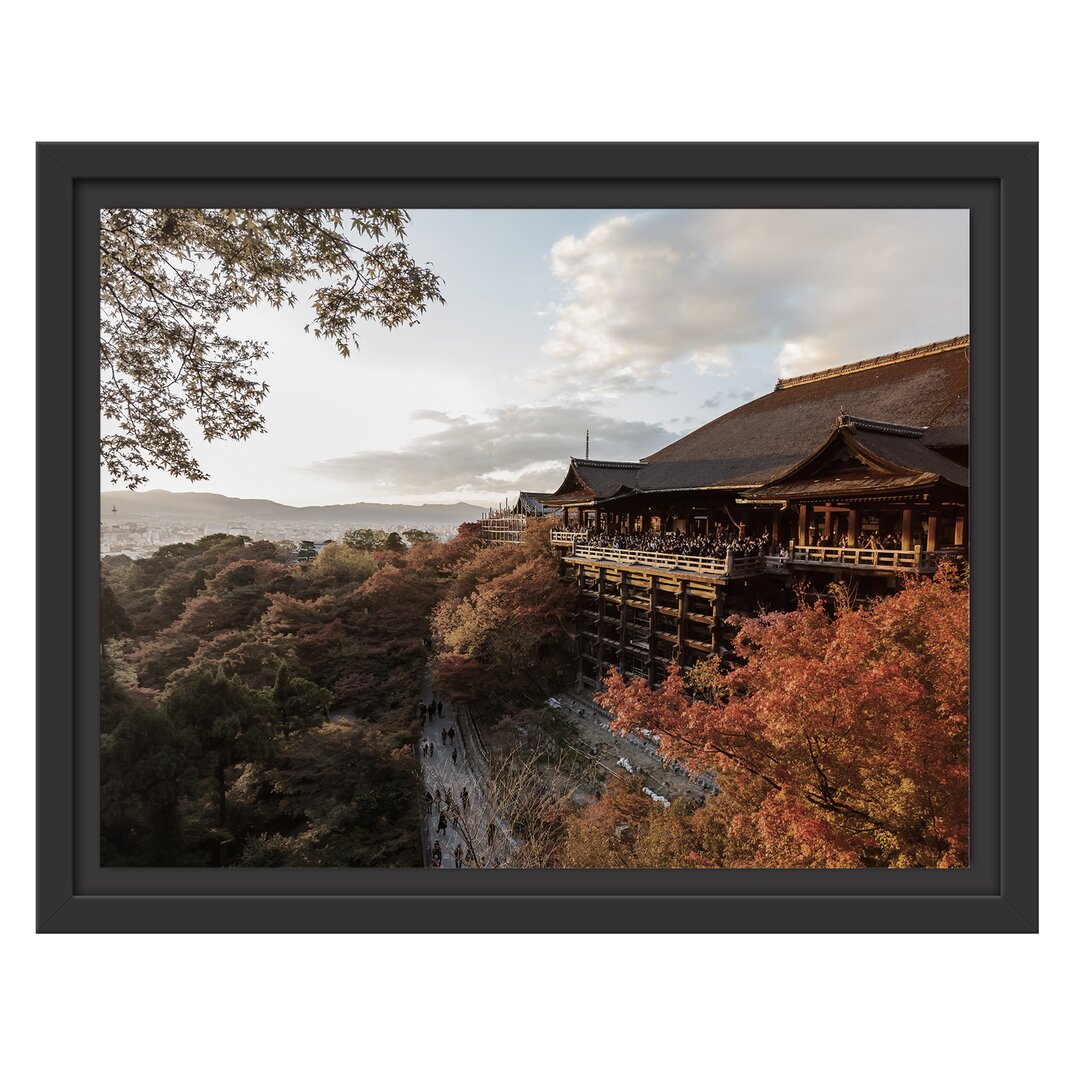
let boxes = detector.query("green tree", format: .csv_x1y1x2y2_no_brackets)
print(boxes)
100,209,444,487
271,662,331,740
162,666,273,827
308,542,377,585
402,528,437,547
233,719,422,867
342,528,389,551
101,701,191,865
100,579,134,640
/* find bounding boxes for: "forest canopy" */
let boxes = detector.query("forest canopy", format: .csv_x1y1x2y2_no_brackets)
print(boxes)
101,522,967,870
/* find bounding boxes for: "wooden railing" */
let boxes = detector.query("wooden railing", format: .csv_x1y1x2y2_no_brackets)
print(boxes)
563,540,959,577
555,532,960,576
564,543,762,578
788,545,953,572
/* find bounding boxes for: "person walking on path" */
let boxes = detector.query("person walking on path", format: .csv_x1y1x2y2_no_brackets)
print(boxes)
454,844,464,869
424,790,433,815
417,700,425,721
461,786,469,811
451,748,457,766
437,699,444,718
431,840,442,867
448,726,455,743
434,788,442,811
428,701,436,722
437,812,447,836
441,728,447,745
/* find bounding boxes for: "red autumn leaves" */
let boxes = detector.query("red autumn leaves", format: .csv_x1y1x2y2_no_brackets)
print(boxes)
597,564,969,868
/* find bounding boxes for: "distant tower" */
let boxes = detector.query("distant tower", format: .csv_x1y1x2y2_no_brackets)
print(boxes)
585,429,590,460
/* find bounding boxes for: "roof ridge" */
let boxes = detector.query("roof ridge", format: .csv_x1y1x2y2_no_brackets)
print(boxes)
775,334,969,391
840,414,928,438
570,458,641,469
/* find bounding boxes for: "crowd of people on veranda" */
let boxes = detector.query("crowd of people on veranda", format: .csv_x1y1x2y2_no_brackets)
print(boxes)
573,528,770,560
806,527,906,551
564,524,913,558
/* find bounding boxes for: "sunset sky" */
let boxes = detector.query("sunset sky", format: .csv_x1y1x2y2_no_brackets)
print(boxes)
102,207,969,507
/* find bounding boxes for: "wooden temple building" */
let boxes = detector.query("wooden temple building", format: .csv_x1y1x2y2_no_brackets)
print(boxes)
481,335,970,688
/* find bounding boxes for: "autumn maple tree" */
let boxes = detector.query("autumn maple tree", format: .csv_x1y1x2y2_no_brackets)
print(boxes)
431,520,575,709
100,208,444,487
598,564,970,868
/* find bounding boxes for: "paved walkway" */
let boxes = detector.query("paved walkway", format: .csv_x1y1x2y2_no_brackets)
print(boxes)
416,666,493,869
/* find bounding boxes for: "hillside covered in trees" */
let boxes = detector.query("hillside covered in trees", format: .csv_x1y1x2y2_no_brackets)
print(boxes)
101,519,967,870
99,520,576,867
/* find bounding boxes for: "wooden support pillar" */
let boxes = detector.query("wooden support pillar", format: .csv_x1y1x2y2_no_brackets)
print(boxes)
927,511,939,553
676,584,688,669
618,571,629,674
711,585,724,654
596,566,606,673
901,506,913,551
847,508,861,547
954,514,965,546
823,508,833,544
575,564,585,685
771,509,780,552
647,575,659,687
798,503,809,546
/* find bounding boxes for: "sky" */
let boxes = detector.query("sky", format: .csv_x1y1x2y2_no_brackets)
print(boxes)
102,207,969,508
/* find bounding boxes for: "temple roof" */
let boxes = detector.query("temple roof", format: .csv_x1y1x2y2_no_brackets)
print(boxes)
543,335,969,507
746,411,968,502
639,336,968,489
546,458,642,505
514,491,560,515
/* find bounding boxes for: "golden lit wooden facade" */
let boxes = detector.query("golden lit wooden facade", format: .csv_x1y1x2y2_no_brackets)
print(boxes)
486,337,970,687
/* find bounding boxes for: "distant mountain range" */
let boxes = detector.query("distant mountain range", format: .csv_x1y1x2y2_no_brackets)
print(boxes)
101,490,486,527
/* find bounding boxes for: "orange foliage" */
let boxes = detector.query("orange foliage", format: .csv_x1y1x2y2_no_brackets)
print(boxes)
598,565,969,868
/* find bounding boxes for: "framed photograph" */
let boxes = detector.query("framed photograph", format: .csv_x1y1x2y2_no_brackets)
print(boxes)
37,142,1037,932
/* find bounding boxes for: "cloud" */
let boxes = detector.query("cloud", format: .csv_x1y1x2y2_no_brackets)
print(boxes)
306,405,679,499
701,387,757,410
538,208,968,392
689,350,734,376
410,409,467,425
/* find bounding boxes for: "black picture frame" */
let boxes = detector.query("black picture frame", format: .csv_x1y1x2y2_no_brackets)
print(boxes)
37,142,1038,933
